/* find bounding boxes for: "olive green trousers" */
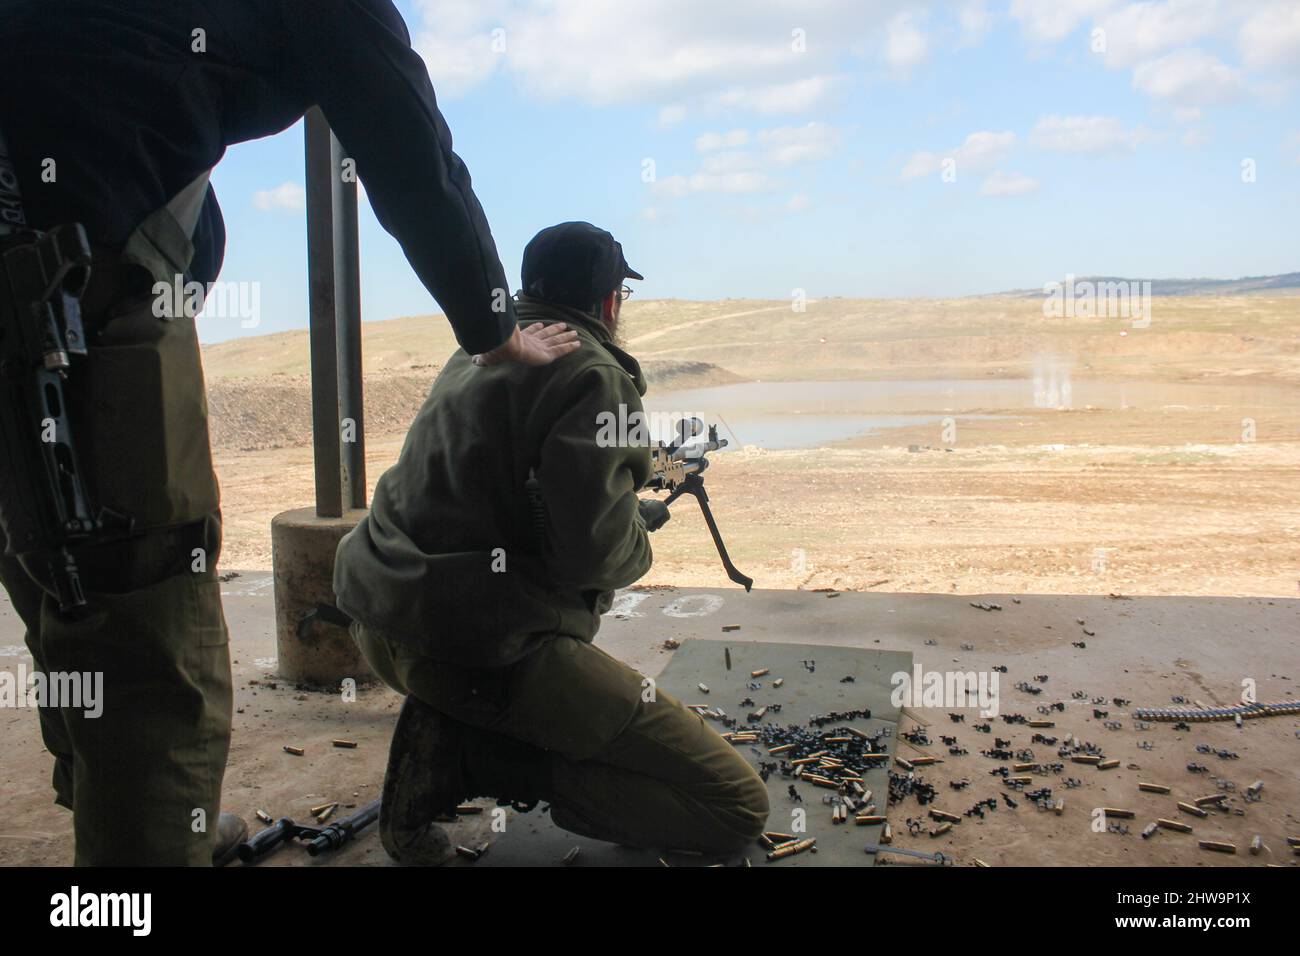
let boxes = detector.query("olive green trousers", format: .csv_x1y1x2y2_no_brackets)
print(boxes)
0,302,230,865
0,523,232,866
356,626,770,855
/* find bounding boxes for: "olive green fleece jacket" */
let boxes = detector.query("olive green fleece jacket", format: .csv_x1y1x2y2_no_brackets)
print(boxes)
333,294,653,666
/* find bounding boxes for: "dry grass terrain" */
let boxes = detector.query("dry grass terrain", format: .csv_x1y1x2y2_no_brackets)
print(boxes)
203,294,1300,597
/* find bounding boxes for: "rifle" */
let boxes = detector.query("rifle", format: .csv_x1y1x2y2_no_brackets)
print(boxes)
644,417,753,591
0,128,110,610
237,799,381,862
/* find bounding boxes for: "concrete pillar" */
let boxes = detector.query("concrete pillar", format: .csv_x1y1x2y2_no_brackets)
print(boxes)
271,507,373,685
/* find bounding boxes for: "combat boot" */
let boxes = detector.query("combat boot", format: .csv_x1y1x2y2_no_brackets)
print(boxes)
212,812,248,867
379,695,467,865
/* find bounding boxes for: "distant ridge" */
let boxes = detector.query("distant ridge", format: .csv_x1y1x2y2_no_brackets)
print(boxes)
997,271,1300,298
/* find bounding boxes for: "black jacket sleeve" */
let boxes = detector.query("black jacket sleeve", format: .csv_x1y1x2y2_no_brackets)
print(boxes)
283,0,515,354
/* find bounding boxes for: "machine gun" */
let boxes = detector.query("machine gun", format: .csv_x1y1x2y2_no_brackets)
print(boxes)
0,133,107,610
644,417,753,591
237,799,381,863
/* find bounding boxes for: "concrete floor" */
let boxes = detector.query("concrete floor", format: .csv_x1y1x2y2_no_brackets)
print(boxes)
1,576,1297,866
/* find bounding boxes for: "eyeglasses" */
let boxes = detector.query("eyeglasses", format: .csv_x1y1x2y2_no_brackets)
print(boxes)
618,285,634,301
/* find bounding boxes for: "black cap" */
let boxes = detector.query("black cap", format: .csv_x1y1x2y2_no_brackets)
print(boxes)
521,221,643,310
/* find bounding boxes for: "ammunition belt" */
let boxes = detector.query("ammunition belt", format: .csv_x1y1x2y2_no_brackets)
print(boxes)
1132,700,1300,722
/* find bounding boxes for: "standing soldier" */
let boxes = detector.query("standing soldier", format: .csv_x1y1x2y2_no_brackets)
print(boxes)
0,0,578,865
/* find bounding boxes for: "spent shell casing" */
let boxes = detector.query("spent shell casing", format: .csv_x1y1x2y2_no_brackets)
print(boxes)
766,838,815,861
1198,840,1236,854
331,739,358,749
1178,802,1209,818
1138,782,1171,794
1157,818,1194,833
1102,808,1135,818
283,745,305,756
751,668,770,678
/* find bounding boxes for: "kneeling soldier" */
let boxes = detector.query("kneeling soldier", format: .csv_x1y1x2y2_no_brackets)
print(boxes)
334,222,769,863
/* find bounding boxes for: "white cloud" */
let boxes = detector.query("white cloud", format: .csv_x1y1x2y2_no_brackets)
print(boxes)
1238,1,1300,73
655,122,840,200
901,151,944,180
901,130,1017,180
958,130,1019,168
885,11,930,71
1131,48,1245,104
704,75,840,115
408,1,906,108
786,193,813,213
685,171,777,195
412,29,503,99
1029,114,1146,153
252,182,305,212
757,123,842,166
657,105,687,128
696,129,751,153
1009,0,1116,43
1093,0,1223,69
958,1,996,47
699,150,758,175
979,170,1041,196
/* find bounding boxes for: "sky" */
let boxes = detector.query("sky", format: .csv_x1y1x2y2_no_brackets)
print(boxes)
201,0,1300,343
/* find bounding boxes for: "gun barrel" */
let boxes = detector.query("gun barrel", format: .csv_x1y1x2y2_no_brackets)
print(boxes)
305,799,381,857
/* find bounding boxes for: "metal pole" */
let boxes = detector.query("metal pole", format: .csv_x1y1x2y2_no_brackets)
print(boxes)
332,133,366,509
304,107,342,518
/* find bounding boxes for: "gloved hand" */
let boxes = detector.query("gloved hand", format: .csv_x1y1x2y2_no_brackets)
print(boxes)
638,499,671,533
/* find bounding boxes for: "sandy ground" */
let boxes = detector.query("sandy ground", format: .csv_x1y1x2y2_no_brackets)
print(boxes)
204,294,1300,599
2,584,1295,867
1,294,1296,867
211,404,1300,599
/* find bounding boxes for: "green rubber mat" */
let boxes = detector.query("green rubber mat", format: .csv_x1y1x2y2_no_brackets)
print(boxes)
464,639,911,867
